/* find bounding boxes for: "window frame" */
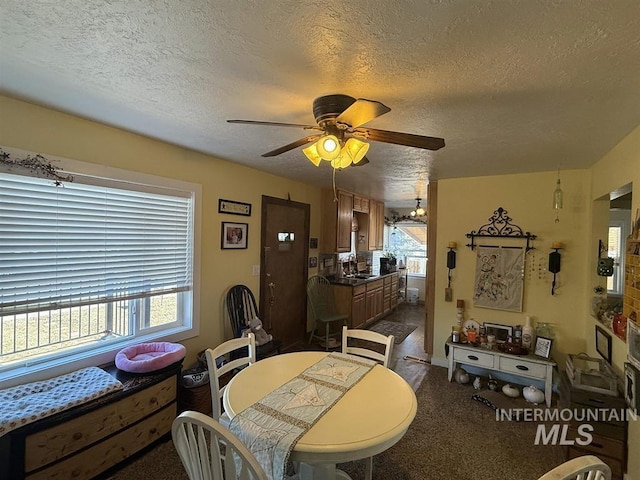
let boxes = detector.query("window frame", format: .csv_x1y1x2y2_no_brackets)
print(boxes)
0,147,201,388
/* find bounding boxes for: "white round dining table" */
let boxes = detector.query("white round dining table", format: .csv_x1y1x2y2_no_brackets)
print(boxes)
223,351,417,480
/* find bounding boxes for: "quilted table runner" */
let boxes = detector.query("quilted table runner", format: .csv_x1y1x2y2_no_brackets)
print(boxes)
229,352,376,480
0,366,124,437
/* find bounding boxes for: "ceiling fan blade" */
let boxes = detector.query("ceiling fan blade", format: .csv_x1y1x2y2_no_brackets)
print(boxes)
228,119,322,131
358,127,445,150
352,156,370,167
335,99,391,128
261,134,323,157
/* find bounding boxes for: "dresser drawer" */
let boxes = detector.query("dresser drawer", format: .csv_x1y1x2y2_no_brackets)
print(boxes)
26,403,176,480
25,376,176,472
453,348,495,368
498,356,547,379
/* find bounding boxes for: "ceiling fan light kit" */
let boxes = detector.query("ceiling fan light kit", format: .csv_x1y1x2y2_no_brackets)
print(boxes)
228,93,445,175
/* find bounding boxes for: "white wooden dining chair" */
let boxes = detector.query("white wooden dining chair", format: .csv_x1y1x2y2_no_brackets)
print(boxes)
536,455,611,480
172,410,268,480
341,325,394,480
204,333,256,427
341,325,394,367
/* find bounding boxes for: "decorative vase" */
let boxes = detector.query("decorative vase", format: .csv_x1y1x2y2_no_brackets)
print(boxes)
488,375,498,391
502,384,520,398
454,368,470,384
523,385,545,404
613,313,627,340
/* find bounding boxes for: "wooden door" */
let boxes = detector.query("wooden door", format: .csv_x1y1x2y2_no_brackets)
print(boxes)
259,196,309,350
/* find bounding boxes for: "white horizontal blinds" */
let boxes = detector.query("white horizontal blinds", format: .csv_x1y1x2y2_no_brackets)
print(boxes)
0,172,192,316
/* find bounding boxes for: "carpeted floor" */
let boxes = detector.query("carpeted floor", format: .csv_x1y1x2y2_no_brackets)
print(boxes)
368,320,417,344
109,366,560,480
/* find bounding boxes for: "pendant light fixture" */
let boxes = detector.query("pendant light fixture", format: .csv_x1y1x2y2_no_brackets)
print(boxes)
410,197,425,217
553,168,563,223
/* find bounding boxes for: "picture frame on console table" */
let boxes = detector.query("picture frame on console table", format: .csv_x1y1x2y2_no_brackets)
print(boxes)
534,336,553,359
483,322,513,344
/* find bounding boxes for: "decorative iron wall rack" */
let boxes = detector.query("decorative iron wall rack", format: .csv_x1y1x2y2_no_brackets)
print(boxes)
465,207,537,251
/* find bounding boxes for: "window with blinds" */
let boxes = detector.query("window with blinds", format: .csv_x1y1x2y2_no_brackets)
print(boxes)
0,171,195,372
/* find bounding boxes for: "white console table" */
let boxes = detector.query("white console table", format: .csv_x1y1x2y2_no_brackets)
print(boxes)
447,340,556,407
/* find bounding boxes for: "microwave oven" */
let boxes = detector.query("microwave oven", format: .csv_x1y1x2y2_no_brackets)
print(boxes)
628,319,640,372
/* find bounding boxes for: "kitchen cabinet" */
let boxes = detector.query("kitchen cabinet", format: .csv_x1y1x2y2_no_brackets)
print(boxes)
366,279,384,323
383,275,392,314
352,285,367,328
320,189,353,253
367,199,385,251
353,194,369,213
331,275,397,328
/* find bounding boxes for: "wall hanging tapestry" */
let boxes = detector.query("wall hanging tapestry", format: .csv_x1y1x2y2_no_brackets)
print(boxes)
473,245,525,312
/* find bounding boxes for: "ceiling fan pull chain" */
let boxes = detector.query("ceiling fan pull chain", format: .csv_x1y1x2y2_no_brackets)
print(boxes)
332,168,338,202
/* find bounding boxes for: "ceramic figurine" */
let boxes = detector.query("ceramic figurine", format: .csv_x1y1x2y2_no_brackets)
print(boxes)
473,376,482,390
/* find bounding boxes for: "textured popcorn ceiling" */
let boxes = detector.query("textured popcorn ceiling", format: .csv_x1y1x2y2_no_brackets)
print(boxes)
1,1,639,207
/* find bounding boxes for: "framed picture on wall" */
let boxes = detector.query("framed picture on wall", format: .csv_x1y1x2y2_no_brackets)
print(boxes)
221,222,248,249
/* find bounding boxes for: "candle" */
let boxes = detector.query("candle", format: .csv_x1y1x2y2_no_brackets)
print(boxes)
457,299,465,308
448,241,457,248
552,241,563,249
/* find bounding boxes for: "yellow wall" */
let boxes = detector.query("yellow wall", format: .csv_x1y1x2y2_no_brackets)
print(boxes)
433,169,591,367
0,95,322,369
588,124,640,480
434,125,640,480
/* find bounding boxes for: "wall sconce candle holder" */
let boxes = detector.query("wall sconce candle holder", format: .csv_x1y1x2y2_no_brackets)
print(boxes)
445,242,457,301
549,242,563,295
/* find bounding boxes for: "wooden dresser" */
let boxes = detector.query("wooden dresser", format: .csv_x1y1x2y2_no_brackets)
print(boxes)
559,371,627,479
0,363,181,480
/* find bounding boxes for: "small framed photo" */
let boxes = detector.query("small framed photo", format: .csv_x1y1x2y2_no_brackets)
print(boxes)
310,237,318,249
218,198,251,216
595,325,612,364
483,322,513,344
309,256,318,268
221,222,248,249
534,336,553,359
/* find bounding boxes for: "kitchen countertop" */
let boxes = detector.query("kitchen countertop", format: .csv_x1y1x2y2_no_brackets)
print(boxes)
328,272,396,286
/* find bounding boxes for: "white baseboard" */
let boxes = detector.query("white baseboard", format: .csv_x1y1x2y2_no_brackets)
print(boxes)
430,356,448,368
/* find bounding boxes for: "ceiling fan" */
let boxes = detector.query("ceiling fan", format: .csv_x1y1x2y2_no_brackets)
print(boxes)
228,94,445,169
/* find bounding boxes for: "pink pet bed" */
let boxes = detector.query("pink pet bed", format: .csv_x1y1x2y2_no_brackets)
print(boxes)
115,342,186,373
